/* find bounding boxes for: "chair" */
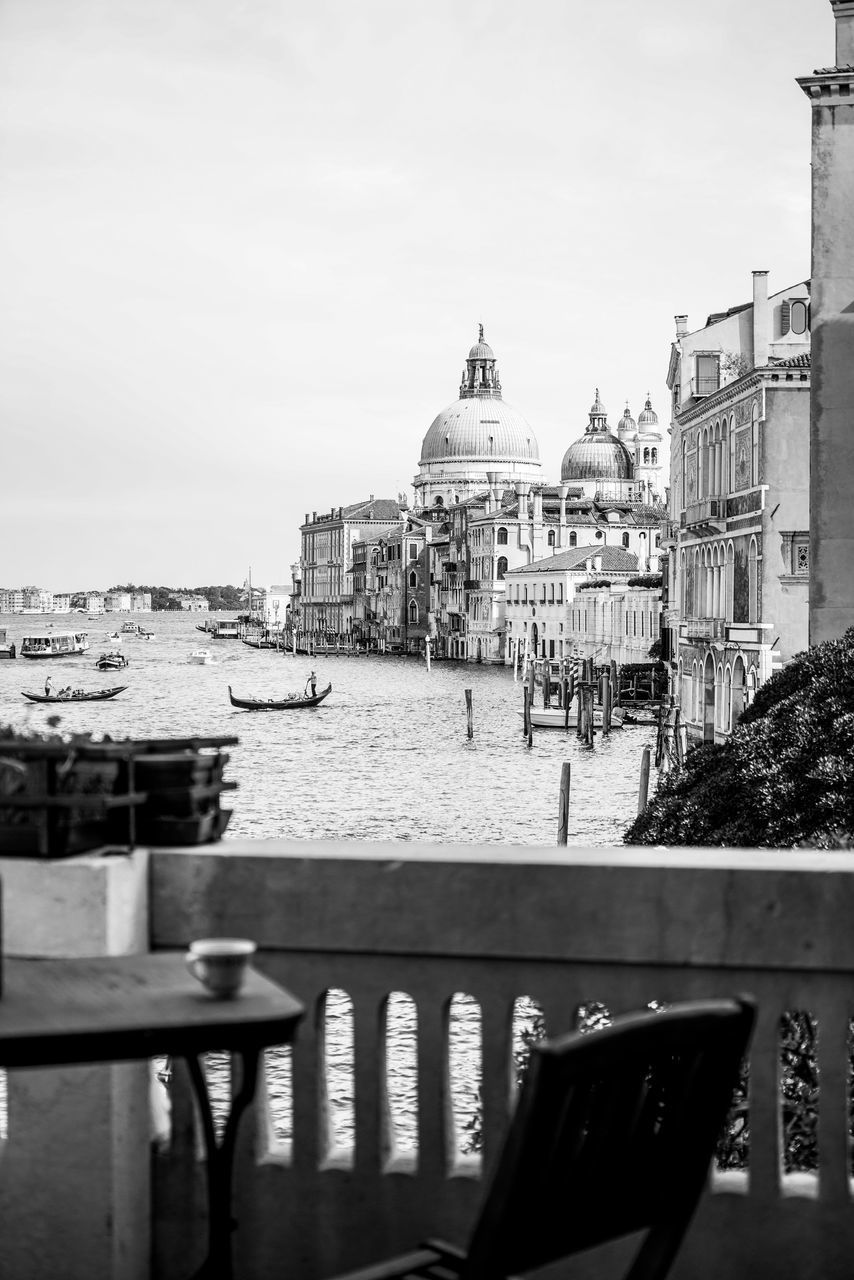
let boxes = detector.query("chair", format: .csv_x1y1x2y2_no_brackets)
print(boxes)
333,996,756,1280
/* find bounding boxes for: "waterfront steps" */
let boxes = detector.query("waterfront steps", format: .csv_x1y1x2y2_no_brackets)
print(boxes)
4,841,854,1278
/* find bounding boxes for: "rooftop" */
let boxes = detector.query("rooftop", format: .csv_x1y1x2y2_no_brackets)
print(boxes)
505,545,639,575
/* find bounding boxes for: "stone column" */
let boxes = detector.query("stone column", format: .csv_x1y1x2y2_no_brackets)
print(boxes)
0,851,150,1280
798,2,854,643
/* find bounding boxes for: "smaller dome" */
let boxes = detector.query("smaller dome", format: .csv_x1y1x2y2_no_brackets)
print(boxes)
561,435,633,482
637,393,659,427
589,388,606,417
617,402,636,433
468,340,495,361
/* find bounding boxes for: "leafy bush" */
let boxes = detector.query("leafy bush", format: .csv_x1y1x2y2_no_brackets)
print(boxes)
577,580,612,591
625,628,854,848
627,574,662,588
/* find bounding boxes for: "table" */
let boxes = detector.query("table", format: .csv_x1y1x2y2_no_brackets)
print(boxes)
0,952,305,1279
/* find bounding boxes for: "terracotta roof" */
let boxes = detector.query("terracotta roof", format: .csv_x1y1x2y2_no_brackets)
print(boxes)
343,498,402,521
505,546,639,576
770,352,811,368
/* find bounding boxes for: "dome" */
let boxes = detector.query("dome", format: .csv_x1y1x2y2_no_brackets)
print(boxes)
637,393,659,427
468,340,495,361
560,387,633,482
561,434,633,482
420,397,540,463
617,402,636,434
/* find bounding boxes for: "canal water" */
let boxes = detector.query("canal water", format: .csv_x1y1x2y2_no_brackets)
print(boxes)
0,612,656,847
0,612,657,1151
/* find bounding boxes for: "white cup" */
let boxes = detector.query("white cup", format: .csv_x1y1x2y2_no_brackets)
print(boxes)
185,938,257,998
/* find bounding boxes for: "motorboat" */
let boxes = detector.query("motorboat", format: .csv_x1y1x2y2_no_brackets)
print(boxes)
96,651,129,671
524,705,625,729
227,683,332,711
20,631,89,659
189,649,215,664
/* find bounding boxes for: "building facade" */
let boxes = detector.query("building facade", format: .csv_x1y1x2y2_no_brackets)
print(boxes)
299,498,403,639
664,269,811,742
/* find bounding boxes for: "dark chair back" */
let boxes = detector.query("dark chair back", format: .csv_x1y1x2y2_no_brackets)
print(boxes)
464,997,756,1280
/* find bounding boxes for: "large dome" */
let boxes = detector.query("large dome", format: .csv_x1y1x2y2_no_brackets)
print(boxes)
561,388,633,482
418,327,540,466
420,397,539,464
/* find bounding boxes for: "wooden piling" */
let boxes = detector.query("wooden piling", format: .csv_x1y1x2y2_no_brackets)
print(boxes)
638,745,651,813
602,678,612,734
557,762,571,845
523,684,530,738
425,638,431,673
562,678,570,731
465,689,474,740
586,686,595,746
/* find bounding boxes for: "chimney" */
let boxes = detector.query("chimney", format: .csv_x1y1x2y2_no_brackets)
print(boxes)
752,270,769,369
312,511,316,522
675,315,688,339
832,0,854,64
558,483,569,527
532,489,543,521
305,513,309,526
593,553,603,572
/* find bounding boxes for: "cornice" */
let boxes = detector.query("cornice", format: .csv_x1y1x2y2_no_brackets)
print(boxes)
675,373,764,425
797,67,854,102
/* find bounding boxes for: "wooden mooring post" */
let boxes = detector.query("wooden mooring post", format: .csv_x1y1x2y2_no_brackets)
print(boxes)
557,762,571,844
638,745,651,813
425,638,431,672
465,688,474,739
602,677,612,734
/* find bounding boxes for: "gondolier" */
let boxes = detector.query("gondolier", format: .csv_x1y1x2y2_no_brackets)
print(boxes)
44,674,51,697
305,670,318,698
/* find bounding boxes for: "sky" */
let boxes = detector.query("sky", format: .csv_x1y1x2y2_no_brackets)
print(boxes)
0,0,832,591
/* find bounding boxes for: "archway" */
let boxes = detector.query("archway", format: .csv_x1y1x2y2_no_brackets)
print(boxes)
731,656,746,726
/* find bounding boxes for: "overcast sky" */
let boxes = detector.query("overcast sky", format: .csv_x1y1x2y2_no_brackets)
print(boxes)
0,0,830,591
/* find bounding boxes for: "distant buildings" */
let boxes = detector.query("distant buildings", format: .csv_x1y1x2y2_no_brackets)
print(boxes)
298,330,665,662
0,588,152,613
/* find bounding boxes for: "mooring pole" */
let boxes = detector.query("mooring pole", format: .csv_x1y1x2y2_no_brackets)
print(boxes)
465,688,474,739
557,762,571,845
638,745,651,813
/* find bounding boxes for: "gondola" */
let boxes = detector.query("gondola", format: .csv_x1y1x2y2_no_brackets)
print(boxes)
22,686,128,703
227,683,332,711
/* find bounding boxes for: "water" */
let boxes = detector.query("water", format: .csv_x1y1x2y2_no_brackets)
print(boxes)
0,612,656,847
0,612,657,1150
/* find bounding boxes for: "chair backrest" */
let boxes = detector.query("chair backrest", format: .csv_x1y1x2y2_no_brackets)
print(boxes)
463,997,756,1280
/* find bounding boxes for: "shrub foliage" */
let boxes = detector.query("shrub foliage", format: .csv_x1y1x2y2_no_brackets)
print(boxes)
625,628,854,848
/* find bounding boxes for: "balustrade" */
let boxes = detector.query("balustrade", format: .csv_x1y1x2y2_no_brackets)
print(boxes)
144,843,854,1280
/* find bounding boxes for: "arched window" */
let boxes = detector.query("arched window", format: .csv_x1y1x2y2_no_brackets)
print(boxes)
751,404,760,486
569,531,577,547
681,439,687,507
547,529,556,547
433,495,444,507
497,556,507,580
408,599,418,624
731,656,746,725
523,585,528,604
557,583,563,604
651,447,657,464
622,532,630,548
723,664,732,733
540,584,546,604
497,526,508,545
643,447,650,464
748,537,759,623
790,299,809,335
408,571,417,588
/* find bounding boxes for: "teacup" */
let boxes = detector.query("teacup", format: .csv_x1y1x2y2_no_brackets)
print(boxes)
185,938,256,998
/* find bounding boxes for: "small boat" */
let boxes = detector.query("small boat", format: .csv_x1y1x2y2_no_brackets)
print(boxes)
0,628,16,660
189,649,215,664
22,686,127,703
120,621,139,633
206,620,240,640
525,705,625,729
20,631,89,659
228,683,332,711
96,651,129,671
242,637,278,649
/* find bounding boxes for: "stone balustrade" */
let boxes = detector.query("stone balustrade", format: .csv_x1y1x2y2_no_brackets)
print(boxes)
146,841,854,1280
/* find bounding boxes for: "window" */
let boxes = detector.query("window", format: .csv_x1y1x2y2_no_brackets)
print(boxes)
695,354,720,397
569,531,577,547
540,584,546,604
408,599,418,624
748,538,759,624
409,544,417,561
433,495,444,506
790,300,809,334
643,448,650,464
497,556,508,580
547,530,556,547
549,582,555,603
751,405,760,486
497,527,508,545
622,532,630,548
557,583,563,604
651,448,657,464
409,571,417,588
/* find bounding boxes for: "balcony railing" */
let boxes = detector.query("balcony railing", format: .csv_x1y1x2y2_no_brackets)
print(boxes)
7,843,854,1280
685,498,726,529
143,844,854,1280
684,616,727,641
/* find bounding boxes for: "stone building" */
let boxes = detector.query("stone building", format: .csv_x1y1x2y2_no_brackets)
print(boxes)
798,1,854,644
664,269,811,742
299,497,402,640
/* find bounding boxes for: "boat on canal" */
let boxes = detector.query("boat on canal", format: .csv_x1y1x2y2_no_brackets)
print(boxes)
197,619,240,639
228,683,332,711
95,651,129,671
524,704,625,729
189,649,215,664
0,628,16,659
20,631,89,659
22,685,127,703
